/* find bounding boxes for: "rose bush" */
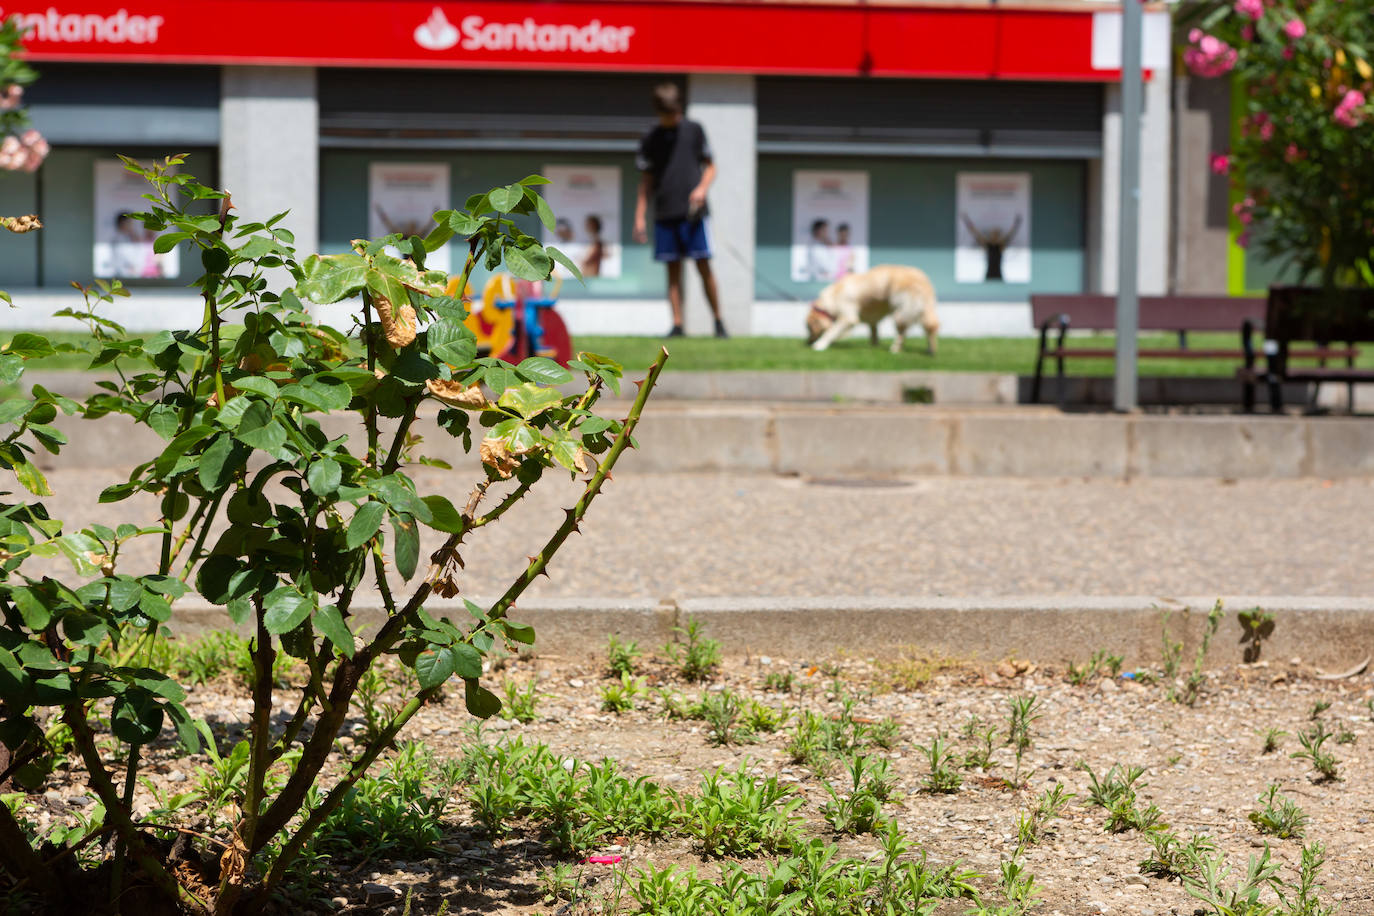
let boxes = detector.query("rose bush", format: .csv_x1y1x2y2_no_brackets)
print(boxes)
0,19,47,175
1181,0,1374,287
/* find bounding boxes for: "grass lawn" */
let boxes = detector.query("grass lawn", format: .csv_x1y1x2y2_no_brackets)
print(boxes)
574,332,1283,377
12,329,1373,378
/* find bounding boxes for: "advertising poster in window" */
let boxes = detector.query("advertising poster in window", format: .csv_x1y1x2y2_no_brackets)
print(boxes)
955,172,1031,284
541,165,622,279
791,170,868,284
92,160,180,280
368,162,451,272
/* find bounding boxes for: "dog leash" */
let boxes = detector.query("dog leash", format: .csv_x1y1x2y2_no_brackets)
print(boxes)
720,240,804,302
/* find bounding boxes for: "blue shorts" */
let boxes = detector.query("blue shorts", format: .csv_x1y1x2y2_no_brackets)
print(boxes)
654,217,712,262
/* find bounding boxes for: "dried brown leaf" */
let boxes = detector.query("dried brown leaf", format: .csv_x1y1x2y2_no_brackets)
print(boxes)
426,379,490,410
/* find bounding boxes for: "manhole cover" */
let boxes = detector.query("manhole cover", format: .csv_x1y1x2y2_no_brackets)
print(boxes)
805,477,912,489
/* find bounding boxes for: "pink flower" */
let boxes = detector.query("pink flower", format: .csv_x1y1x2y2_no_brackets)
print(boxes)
1234,0,1263,20
1242,24,1255,41
1210,153,1232,175
1285,143,1300,162
1283,46,1295,60
1237,231,1251,249
1184,33,1239,78
1189,28,1203,43
1259,120,1275,140
1284,19,1306,39
1334,89,1367,127
0,84,21,112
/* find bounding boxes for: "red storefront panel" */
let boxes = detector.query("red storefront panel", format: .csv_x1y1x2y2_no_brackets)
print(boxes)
3,1,1128,80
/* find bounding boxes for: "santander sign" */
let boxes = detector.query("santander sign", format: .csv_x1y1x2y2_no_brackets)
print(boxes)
414,6,635,55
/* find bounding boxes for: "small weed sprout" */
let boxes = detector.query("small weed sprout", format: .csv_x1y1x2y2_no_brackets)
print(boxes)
1173,600,1225,706
1184,845,1281,916
1161,609,1185,680
664,616,721,682
1248,783,1308,839
600,672,646,713
742,699,789,735
657,687,704,721
1335,726,1357,746
1006,696,1042,752
1066,649,1124,686
962,724,998,772
915,733,962,794
500,678,542,724
996,856,1043,916
1292,722,1340,781
700,690,753,746
1006,695,1042,784
1082,763,1160,833
607,635,641,677
1309,699,1332,719
684,765,802,856
1277,841,1338,916
820,754,893,835
1139,831,1217,882
1260,728,1288,754
1238,608,1276,663
539,863,587,906
867,717,900,749
763,670,795,692
1014,785,1074,851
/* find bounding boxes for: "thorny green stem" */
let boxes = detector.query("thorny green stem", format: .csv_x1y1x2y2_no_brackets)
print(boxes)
382,402,419,474
261,347,668,886
176,488,225,582
63,704,207,914
165,497,210,569
109,742,142,903
481,347,667,632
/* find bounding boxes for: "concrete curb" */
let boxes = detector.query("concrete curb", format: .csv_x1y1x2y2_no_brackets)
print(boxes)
38,403,1374,478
170,595,1374,669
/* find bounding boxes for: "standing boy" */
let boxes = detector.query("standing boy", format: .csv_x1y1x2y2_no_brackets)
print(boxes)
633,82,728,338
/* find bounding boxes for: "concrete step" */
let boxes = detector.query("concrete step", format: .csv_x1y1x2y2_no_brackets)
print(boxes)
37,401,1374,478
169,594,1374,670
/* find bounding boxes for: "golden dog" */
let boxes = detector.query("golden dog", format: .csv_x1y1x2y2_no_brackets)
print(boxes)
806,264,940,355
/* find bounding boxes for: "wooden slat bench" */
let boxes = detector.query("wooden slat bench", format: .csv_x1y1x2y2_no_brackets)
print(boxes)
1029,294,1267,404
1239,286,1374,412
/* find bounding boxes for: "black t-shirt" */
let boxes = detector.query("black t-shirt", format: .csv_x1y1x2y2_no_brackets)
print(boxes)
636,119,712,221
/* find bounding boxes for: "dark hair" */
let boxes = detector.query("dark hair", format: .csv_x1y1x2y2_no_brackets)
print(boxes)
810,218,828,235
652,82,682,115
586,214,603,233
836,223,850,233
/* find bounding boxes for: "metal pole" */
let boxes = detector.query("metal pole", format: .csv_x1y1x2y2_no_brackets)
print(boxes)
1114,0,1143,412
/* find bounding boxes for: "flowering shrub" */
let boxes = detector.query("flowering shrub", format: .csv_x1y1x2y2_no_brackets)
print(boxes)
1182,0,1374,287
0,18,47,174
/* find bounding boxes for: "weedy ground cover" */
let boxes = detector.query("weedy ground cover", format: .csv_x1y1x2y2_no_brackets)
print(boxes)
5,611,1362,914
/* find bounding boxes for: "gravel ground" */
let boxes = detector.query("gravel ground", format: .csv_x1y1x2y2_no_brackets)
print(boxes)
17,653,1374,915
29,470,1374,599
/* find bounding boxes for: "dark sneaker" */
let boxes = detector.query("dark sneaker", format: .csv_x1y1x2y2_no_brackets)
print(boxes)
713,320,729,339
666,325,685,338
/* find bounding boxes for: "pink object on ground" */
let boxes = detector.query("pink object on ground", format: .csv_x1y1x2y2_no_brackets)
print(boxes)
584,855,622,864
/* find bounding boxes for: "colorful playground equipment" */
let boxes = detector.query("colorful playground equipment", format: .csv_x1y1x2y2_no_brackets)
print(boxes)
447,273,573,365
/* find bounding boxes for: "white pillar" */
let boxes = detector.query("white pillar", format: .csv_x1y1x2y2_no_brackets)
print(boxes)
1139,49,1172,295
220,67,319,260
1095,60,1171,295
686,73,756,336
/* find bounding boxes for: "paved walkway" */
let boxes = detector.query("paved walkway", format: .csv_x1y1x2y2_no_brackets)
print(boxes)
33,470,1374,600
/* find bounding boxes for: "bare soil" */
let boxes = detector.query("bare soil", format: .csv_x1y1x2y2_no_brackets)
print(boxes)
16,650,1374,916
